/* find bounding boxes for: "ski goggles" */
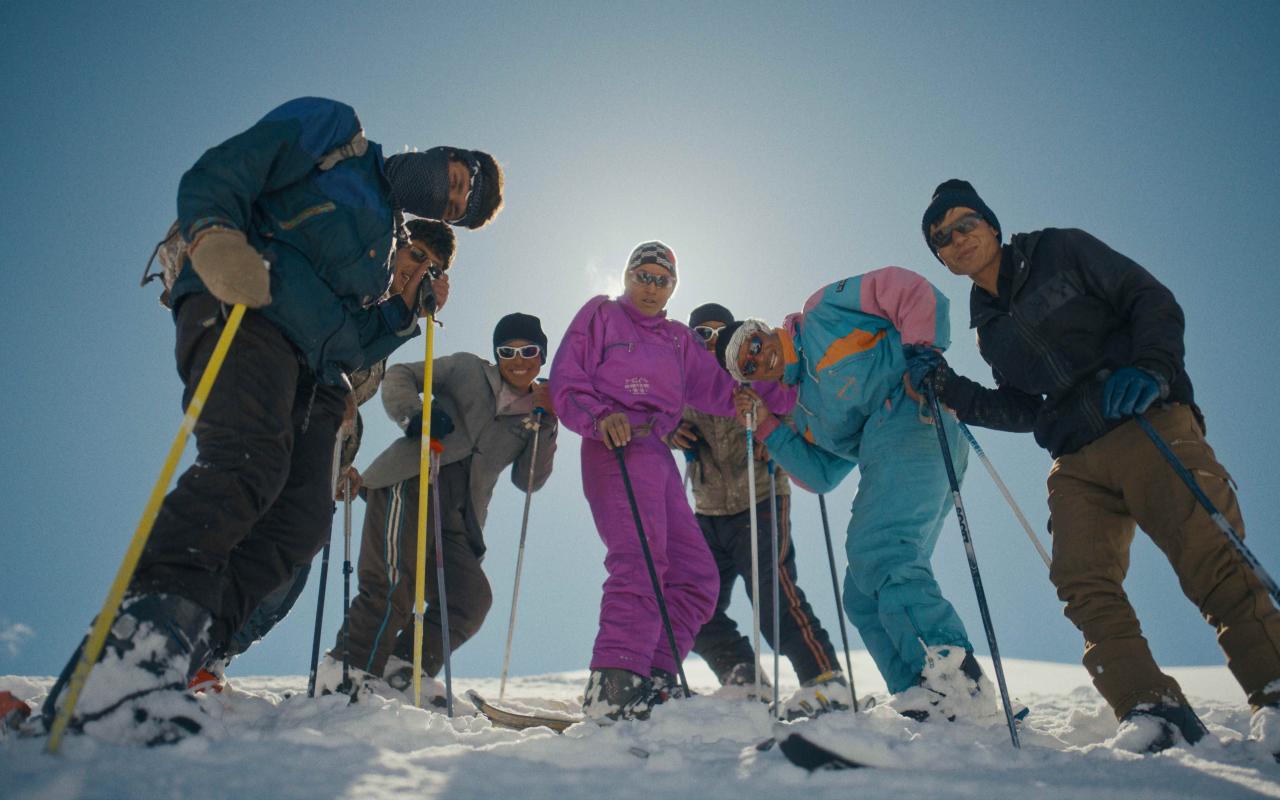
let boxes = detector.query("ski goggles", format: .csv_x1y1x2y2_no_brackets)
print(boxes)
929,213,983,250
629,270,673,289
408,246,444,281
693,325,722,342
497,344,542,360
739,335,764,376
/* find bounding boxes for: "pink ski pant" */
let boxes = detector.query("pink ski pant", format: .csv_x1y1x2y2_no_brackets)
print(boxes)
582,435,718,676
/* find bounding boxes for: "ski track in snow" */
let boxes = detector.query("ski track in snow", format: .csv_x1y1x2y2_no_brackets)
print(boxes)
2,656,1278,800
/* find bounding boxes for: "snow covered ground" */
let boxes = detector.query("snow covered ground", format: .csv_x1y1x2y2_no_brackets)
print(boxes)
2,654,1278,800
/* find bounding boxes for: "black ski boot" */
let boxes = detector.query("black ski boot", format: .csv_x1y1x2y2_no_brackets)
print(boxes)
650,668,693,704
582,668,657,724
42,593,212,746
1118,703,1208,753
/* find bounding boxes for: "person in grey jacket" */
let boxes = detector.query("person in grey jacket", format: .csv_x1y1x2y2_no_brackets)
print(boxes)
318,313,557,696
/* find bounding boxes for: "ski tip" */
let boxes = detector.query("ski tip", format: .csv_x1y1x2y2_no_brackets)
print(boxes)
777,732,869,772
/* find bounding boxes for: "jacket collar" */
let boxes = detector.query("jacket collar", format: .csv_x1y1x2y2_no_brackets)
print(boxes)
617,294,668,326
968,232,1039,329
778,326,803,386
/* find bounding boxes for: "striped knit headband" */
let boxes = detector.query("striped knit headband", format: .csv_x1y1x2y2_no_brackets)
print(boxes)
626,240,677,277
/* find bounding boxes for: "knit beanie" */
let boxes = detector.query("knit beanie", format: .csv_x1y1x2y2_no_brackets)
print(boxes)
626,240,677,277
715,318,772,383
492,312,548,364
921,179,1002,261
688,303,734,328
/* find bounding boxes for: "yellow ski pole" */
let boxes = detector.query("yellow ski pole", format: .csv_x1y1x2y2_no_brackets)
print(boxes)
46,303,247,754
412,317,436,708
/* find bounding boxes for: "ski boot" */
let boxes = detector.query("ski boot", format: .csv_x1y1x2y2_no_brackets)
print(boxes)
716,661,773,702
650,668,693,704
382,655,466,710
582,668,658,724
777,670,851,720
42,593,212,746
1250,704,1280,762
188,656,228,694
890,645,990,723
1114,702,1208,754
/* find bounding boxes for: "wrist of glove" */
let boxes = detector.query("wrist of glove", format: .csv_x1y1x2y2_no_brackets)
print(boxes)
188,228,272,308
404,404,455,439
1102,367,1166,419
903,344,947,395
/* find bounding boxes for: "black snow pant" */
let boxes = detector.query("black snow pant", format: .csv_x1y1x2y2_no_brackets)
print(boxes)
133,293,347,651
691,495,839,685
338,463,493,679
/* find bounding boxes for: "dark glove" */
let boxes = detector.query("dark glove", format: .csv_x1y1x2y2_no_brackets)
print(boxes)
1102,367,1164,419
405,404,454,438
903,344,946,394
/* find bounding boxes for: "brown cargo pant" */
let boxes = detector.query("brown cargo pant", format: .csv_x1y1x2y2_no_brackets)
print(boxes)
333,463,493,678
1048,403,1280,718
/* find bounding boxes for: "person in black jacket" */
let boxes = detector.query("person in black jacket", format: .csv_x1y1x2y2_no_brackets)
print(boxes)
911,179,1280,753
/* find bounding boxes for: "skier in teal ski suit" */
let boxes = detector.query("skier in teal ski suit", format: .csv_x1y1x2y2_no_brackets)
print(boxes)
720,268,981,714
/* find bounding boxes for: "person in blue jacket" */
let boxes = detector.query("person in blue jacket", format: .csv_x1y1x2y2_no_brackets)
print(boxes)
719,268,992,722
43,97,503,745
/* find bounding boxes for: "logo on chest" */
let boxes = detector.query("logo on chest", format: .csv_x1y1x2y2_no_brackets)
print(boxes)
624,376,652,395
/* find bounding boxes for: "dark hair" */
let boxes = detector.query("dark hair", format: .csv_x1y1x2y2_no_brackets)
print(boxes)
404,218,456,268
466,150,504,230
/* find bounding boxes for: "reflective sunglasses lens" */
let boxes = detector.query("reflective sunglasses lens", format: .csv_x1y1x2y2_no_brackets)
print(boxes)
749,335,762,356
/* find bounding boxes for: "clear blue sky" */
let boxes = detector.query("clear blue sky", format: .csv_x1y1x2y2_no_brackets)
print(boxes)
2,1,1278,695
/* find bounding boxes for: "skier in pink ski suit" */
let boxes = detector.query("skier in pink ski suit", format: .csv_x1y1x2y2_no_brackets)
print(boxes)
551,241,793,721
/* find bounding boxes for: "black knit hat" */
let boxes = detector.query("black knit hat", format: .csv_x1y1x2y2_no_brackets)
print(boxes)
688,303,734,328
921,179,1001,261
714,320,745,372
492,312,548,364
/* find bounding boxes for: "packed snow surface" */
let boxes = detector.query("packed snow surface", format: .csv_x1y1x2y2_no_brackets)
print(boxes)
2,655,1278,799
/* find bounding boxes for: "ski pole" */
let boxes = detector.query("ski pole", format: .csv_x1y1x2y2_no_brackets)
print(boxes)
817,495,858,711
341,475,353,691
307,430,345,696
431,449,454,717
412,318,437,709
744,401,763,702
767,460,781,718
499,407,545,700
958,423,1051,570
614,446,691,697
306,543,331,698
1136,414,1280,606
46,304,247,755
682,447,696,493
927,386,1020,749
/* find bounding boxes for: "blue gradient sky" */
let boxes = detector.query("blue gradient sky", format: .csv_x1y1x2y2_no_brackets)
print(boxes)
2,2,1278,696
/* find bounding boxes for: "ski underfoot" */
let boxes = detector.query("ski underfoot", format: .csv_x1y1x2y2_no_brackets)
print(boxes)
467,691,651,759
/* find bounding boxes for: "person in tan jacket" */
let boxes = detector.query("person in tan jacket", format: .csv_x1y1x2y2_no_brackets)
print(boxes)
671,303,846,718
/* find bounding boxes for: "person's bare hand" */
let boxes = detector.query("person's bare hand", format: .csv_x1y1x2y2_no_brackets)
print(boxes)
598,412,632,449
335,466,362,500
670,421,698,450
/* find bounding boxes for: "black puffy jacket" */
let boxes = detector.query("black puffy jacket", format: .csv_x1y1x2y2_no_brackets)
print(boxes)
939,228,1198,457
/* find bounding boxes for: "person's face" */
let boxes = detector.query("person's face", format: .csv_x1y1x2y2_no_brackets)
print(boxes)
391,242,444,293
497,338,542,391
930,206,1001,281
624,265,676,316
444,159,472,223
692,320,727,352
735,329,785,382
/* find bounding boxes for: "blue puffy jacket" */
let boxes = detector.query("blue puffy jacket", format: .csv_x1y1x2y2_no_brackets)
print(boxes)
172,97,418,385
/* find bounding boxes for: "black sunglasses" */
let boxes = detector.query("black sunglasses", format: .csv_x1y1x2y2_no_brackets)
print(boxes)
740,335,764,376
929,213,983,250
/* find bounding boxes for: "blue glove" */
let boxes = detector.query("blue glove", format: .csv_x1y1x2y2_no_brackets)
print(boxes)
1102,367,1163,419
903,344,946,394
405,404,455,438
